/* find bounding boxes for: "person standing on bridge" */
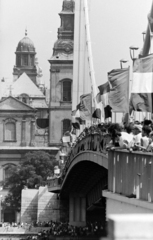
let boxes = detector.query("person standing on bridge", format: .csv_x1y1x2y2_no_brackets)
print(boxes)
107,123,134,151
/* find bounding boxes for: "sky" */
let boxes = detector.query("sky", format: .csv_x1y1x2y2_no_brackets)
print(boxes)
0,0,152,89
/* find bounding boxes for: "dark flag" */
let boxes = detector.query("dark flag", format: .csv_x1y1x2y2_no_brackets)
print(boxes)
98,82,112,119
71,110,80,129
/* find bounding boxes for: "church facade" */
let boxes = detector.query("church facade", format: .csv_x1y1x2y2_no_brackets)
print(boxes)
0,31,58,223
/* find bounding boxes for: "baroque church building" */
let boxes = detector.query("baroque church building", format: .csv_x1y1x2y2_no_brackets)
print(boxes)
49,0,74,147
0,31,58,223
0,0,74,224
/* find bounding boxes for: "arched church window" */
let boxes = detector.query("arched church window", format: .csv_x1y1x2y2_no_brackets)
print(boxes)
22,55,28,66
19,94,29,104
22,97,27,104
62,119,71,135
4,166,11,181
4,119,16,142
62,80,71,102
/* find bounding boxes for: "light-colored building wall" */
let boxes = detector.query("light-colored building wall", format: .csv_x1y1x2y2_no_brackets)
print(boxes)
50,109,71,145
50,65,73,105
49,63,73,146
103,191,153,220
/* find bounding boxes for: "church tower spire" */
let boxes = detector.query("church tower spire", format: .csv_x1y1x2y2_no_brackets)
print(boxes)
58,0,75,40
13,31,37,84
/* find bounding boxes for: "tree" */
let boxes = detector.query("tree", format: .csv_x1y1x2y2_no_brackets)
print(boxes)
3,151,57,211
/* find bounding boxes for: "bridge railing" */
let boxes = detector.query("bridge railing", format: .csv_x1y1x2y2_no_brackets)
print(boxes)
108,150,153,202
47,132,111,191
63,132,111,173
47,177,61,188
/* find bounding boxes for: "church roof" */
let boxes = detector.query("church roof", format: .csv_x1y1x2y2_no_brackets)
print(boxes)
0,96,36,112
16,31,35,52
3,73,45,98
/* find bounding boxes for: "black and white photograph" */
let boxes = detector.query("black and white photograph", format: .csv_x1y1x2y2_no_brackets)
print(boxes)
0,0,153,239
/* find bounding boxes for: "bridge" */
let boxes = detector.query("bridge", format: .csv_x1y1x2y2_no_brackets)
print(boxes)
47,129,153,228
48,131,110,226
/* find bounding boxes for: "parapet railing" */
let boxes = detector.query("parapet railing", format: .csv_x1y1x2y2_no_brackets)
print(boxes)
108,150,153,202
62,132,111,176
47,133,111,191
47,177,61,189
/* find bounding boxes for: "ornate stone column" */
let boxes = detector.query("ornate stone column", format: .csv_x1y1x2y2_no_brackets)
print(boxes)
30,119,35,146
21,119,26,146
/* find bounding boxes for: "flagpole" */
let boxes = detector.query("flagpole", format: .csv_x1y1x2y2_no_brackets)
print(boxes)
127,66,130,124
91,92,92,126
84,0,101,123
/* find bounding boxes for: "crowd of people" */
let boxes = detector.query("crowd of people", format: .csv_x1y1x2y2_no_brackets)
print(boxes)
69,119,153,152
19,220,105,239
106,119,153,152
0,220,105,238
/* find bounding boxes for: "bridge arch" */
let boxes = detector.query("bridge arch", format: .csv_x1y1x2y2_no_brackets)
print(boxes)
60,151,108,197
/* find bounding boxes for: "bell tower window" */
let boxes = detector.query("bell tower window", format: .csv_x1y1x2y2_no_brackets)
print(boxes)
30,55,34,66
62,119,71,135
62,80,72,102
22,55,28,66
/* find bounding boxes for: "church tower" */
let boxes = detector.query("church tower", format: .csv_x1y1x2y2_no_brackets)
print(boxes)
13,30,37,84
48,0,74,146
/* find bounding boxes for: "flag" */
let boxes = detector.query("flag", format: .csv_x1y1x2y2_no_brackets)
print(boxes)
98,82,112,119
92,84,102,119
77,93,92,120
130,54,153,113
71,110,80,129
108,68,129,113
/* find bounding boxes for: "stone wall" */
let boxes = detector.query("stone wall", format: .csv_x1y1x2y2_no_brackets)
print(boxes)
37,186,60,222
21,187,69,223
21,189,38,223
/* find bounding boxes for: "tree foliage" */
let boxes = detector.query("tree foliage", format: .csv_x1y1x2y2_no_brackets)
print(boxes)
3,151,57,211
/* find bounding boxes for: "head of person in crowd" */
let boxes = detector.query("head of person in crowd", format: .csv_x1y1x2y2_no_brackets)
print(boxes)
147,131,153,152
107,123,122,144
132,124,142,135
143,119,152,127
124,123,135,134
142,125,152,137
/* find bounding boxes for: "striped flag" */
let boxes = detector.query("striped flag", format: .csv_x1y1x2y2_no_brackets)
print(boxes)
130,54,153,113
108,68,129,113
98,82,112,119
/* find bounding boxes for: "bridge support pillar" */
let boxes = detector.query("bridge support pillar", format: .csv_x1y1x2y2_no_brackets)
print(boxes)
69,195,86,226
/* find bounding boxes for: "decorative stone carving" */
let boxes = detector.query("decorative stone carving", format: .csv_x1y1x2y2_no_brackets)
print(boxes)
53,39,73,56
63,1,74,12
